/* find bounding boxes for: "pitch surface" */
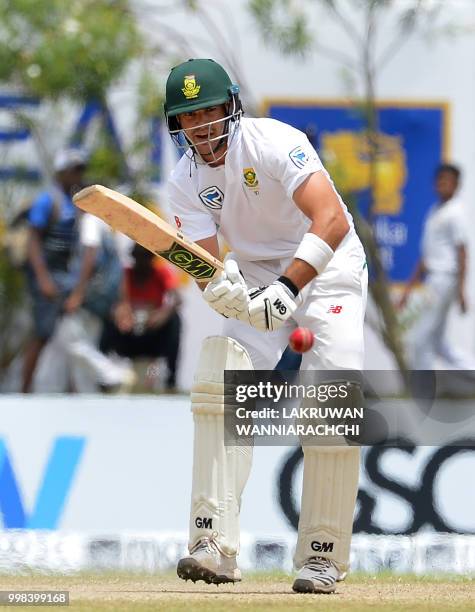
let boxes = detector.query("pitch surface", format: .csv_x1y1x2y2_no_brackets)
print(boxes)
0,573,473,611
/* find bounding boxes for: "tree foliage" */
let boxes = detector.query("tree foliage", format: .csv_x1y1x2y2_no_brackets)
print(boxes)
0,0,142,100
249,0,442,81
249,0,313,55
0,1,148,382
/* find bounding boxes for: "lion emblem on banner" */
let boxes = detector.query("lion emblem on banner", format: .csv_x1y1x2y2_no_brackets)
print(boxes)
321,131,407,215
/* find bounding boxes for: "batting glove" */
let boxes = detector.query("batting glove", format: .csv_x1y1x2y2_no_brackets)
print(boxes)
203,253,249,319
248,277,300,332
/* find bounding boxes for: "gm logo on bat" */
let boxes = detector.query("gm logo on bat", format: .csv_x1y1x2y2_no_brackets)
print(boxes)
158,241,217,279
0,437,85,529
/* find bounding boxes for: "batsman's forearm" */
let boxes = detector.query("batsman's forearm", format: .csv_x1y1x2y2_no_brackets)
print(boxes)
284,224,343,291
283,258,317,291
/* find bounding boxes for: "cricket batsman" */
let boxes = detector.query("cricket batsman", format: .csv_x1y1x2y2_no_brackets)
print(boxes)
164,59,367,594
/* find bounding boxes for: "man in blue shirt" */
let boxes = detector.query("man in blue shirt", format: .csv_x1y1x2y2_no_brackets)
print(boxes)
22,149,87,392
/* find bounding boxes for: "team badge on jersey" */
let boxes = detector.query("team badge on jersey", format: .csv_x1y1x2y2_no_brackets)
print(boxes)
243,167,259,194
199,186,224,209
182,75,200,99
289,145,310,169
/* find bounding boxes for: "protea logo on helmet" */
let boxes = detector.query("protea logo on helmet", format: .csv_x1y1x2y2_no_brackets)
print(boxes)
182,75,200,99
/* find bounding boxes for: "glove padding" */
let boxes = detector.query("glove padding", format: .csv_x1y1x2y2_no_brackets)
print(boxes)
248,280,299,331
203,253,249,319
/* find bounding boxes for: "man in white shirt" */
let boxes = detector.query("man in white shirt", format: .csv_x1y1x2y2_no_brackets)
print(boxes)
399,164,473,369
165,59,367,593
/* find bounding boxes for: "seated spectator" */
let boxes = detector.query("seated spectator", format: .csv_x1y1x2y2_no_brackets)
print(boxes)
100,244,181,391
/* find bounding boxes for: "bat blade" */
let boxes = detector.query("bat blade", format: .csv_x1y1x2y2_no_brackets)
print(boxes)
73,185,223,281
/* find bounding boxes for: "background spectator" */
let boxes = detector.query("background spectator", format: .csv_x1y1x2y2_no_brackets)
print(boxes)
22,149,87,392
53,211,136,392
101,244,182,391
399,164,475,369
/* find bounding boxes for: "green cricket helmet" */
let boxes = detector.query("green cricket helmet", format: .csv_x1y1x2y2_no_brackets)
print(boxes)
164,58,243,164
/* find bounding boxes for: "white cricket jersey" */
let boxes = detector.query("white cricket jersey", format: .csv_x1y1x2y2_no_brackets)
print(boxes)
421,196,467,274
168,117,360,263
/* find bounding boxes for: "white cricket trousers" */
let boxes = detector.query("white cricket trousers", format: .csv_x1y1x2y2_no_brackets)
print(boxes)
221,241,367,570
408,271,475,370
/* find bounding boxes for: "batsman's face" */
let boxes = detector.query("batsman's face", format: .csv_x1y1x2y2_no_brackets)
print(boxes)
178,105,227,164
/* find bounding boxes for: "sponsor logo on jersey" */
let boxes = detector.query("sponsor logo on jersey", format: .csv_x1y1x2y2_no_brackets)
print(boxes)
311,541,334,553
243,167,259,193
199,186,224,209
174,215,182,229
157,241,217,279
195,517,213,529
182,74,200,99
328,305,343,313
289,145,310,169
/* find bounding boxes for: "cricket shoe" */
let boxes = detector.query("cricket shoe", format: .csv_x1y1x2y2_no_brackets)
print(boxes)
177,536,241,585
292,556,340,594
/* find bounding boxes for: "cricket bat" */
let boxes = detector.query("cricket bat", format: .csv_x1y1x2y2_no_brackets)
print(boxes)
73,185,223,281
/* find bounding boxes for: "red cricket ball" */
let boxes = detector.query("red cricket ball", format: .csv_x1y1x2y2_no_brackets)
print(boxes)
289,327,315,353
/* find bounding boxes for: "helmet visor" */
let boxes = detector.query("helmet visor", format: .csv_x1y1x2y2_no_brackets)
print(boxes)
168,99,242,165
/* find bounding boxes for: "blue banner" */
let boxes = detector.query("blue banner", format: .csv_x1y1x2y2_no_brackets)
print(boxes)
0,437,85,529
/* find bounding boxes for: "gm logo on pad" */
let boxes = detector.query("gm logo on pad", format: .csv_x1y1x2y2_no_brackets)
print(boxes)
311,541,334,552
199,186,224,210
